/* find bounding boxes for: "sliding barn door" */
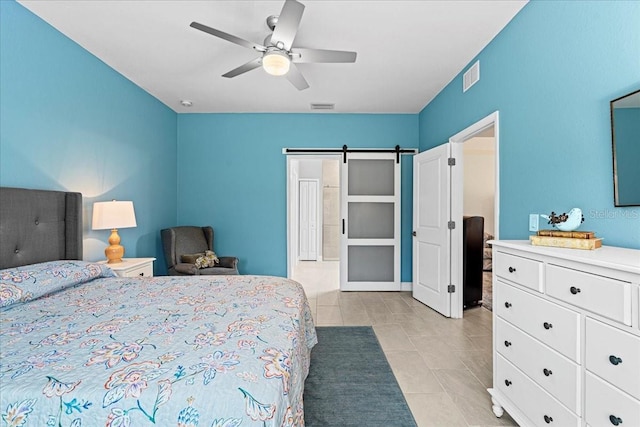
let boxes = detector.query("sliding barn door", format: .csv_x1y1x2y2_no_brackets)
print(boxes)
340,153,400,291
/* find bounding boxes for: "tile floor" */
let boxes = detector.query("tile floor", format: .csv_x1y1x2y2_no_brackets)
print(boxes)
292,260,517,427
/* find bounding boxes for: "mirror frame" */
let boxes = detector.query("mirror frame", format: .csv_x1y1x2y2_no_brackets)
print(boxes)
610,89,640,207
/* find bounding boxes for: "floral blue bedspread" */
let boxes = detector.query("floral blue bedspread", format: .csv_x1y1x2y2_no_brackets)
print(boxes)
0,261,317,427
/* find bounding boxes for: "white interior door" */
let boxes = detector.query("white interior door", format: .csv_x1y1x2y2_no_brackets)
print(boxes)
412,143,452,316
299,179,318,261
340,153,400,291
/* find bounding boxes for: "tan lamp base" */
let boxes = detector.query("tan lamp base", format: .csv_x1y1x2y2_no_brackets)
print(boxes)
105,228,125,263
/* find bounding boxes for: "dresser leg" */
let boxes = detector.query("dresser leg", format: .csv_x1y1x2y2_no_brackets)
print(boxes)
491,396,504,418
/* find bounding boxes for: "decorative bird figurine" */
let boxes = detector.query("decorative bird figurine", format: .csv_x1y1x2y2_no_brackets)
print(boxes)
541,208,584,231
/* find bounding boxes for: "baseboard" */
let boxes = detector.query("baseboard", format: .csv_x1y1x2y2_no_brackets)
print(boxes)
401,281,412,291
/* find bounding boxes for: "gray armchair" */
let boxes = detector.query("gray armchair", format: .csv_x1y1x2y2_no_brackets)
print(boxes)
161,226,239,275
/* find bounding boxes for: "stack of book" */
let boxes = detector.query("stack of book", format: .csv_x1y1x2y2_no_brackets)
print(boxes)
529,229,602,250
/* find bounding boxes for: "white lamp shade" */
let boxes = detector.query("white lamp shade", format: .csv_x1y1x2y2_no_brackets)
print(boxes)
92,201,137,230
262,51,291,76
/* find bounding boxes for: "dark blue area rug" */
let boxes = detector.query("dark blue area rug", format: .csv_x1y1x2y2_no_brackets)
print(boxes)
303,326,417,427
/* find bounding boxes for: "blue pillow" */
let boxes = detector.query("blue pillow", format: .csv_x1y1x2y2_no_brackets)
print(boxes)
0,260,116,309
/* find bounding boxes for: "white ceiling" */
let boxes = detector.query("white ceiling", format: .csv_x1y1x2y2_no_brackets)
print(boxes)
18,0,527,114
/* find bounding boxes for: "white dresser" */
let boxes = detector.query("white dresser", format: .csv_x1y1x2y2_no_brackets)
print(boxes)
488,240,640,427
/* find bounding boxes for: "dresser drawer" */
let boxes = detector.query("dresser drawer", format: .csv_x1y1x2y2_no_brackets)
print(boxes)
547,264,631,325
586,318,640,399
495,251,544,292
496,355,580,427
496,317,580,413
585,372,640,427
496,281,581,362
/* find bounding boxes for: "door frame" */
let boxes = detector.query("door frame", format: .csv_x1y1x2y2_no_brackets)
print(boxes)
449,111,500,318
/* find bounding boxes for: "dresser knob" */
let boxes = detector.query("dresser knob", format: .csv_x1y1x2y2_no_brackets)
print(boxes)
544,415,554,424
543,368,553,376
504,302,512,308
609,355,623,365
504,379,512,386
508,266,516,273
543,322,553,330
139,272,145,276
609,415,623,426
570,286,581,295
504,340,512,347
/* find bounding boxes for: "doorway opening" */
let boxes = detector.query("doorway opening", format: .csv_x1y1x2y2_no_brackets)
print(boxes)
286,155,341,281
461,125,496,312
450,111,500,318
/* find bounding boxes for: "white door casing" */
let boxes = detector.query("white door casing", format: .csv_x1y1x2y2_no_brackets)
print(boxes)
412,143,453,316
340,152,401,291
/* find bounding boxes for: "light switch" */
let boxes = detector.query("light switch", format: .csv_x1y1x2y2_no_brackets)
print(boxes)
529,214,539,232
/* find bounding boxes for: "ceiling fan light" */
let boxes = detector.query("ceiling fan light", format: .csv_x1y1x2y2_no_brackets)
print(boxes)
262,51,290,76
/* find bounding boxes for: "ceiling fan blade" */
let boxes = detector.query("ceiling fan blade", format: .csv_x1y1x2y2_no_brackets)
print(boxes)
285,63,309,90
222,58,262,78
291,48,357,63
190,22,266,52
271,0,305,51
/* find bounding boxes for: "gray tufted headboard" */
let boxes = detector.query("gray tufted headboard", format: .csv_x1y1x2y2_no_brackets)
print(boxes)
0,187,83,269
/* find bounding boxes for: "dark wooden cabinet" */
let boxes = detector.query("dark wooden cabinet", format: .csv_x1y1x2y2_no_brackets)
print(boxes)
463,216,484,308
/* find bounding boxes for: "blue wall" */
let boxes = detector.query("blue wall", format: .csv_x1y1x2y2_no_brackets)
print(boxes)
0,1,178,273
613,108,640,206
419,1,640,249
176,114,418,278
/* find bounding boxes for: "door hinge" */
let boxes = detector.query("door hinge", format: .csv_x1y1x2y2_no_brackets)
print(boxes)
448,157,456,166
448,221,456,230
448,285,455,293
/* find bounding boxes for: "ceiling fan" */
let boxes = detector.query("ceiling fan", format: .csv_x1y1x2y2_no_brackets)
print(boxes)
190,0,357,90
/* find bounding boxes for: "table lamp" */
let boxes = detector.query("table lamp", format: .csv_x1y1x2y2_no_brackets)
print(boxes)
92,200,137,263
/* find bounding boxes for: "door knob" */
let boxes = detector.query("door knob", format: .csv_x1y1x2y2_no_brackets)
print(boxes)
412,231,417,236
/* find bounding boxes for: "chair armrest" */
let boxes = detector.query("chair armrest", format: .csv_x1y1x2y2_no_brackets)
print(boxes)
174,263,199,275
217,256,238,269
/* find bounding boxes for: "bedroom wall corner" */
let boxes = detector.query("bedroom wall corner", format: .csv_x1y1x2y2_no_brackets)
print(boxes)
0,0,179,274
418,0,640,249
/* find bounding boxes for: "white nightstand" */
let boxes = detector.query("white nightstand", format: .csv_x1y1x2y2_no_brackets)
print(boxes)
99,258,156,278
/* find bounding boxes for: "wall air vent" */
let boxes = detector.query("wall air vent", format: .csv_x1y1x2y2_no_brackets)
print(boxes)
310,103,335,110
463,60,480,92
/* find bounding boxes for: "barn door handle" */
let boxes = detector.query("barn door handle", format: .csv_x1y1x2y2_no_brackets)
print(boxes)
342,219,345,234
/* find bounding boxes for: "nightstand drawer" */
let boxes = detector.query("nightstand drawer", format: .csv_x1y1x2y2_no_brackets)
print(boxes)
586,318,640,399
496,355,580,427
495,251,543,292
547,264,631,325
122,263,153,278
496,280,580,362
102,258,155,278
496,317,580,413
586,372,640,427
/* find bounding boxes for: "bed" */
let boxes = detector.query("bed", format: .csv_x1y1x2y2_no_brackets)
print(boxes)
0,187,317,427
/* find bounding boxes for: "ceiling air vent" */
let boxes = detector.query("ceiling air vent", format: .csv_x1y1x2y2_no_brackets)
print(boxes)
463,60,480,92
310,103,335,110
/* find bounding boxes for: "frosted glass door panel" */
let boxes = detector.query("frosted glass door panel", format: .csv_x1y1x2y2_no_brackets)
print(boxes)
348,202,394,238
348,246,394,282
348,159,395,196
341,152,400,291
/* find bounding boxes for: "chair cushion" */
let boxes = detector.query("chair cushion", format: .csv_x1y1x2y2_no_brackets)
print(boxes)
194,250,219,269
181,253,205,264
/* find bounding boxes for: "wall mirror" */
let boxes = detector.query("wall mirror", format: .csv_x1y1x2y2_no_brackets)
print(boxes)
611,89,640,206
